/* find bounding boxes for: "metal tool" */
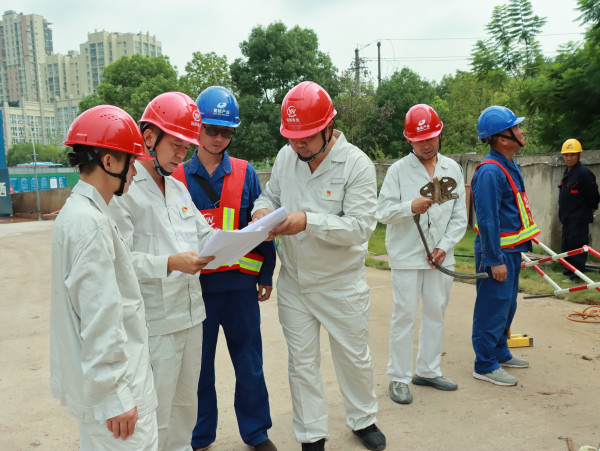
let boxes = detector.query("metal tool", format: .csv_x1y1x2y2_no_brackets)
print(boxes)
413,177,488,280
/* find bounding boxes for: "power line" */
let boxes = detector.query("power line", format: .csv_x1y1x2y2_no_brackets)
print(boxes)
370,32,583,43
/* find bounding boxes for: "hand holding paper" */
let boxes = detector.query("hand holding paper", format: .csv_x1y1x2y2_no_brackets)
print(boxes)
199,207,288,270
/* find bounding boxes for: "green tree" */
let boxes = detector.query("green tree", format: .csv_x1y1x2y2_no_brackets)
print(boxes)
371,68,437,158
471,0,546,78
179,52,232,99
229,22,339,160
333,62,393,159
79,54,179,120
523,0,600,150
6,143,68,166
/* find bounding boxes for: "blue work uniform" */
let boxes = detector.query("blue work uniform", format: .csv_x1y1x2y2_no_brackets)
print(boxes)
471,150,533,374
182,150,276,449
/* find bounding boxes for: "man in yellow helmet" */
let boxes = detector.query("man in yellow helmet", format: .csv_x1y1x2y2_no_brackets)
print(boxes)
558,139,600,279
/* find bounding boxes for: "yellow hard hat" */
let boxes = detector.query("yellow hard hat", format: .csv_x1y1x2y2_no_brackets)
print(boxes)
561,138,582,153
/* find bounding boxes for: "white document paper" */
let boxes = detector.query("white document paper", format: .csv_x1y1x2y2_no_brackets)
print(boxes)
199,207,288,270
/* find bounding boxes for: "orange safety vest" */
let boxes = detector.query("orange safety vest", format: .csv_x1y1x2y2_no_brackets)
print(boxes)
172,157,264,275
473,159,540,249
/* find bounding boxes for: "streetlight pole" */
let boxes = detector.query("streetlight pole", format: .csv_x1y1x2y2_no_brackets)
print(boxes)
32,138,42,221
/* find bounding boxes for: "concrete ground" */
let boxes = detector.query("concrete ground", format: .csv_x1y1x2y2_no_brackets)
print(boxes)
1,220,599,451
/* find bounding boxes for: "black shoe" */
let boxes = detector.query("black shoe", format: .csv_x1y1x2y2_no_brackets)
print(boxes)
569,273,579,281
352,424,386,451
301,438,325,450
252,438,277,451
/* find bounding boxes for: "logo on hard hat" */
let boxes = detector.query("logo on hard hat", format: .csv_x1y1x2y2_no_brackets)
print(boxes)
287,106,297,118
416,119,430,133
217,102,227,109
193,110,201,122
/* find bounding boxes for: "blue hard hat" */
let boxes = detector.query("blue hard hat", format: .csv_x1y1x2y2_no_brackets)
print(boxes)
196,86,241,128
477,106,524,140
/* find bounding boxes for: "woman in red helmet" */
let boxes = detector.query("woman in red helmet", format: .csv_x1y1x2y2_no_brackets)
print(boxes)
108,92,216,451
50,105,159,449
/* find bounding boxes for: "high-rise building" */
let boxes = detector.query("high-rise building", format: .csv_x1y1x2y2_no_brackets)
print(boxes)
0,10,53,104
0,10,162,152
80,30,162,93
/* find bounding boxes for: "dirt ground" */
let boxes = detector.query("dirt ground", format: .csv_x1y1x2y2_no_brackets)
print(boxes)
1,219,599,451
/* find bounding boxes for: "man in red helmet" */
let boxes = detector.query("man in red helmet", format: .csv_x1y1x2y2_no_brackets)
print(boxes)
108,92,216,451
50,106,159,449
376,104,467,405
252,81,386,451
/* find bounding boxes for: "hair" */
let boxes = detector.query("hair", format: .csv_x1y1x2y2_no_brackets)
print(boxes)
141,122,162,136
70,144,125,175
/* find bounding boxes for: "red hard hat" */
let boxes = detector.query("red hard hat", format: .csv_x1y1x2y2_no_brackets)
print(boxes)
280,81,337,139
64,105,151,159
139,92,202,146
403,104,444,142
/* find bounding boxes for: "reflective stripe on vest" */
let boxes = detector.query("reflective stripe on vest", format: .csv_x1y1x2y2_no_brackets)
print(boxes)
222,206,235,231
473,159,540,249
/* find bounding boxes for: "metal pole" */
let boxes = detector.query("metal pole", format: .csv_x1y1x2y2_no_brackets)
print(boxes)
377,41,381,88
355,48,360,95
32,138,42,221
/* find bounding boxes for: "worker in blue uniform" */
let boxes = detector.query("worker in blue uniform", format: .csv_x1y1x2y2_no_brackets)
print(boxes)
471,106,540,387
171,86,277,451
558,139,600,279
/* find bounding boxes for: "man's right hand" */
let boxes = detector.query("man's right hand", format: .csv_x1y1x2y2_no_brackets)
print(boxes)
411,196,435,214
106,406,137,440
168,252,215,274
251,208,273,222
491,263,508,282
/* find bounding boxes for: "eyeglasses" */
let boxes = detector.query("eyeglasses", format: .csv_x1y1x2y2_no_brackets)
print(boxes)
203,126,235,139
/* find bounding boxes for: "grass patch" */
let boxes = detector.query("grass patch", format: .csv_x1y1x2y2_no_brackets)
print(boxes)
367,223,600,305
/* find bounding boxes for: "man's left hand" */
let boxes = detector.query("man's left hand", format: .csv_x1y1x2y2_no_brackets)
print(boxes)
258,285,272,302
269,212,307,238
427,248,446,267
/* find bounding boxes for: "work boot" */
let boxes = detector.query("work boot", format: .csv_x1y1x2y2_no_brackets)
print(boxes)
473,368,518,386
301,438,325,450
500,356,529,368
352,424,386,451
389,381,412,404
252,438,277,451
412,374,458,391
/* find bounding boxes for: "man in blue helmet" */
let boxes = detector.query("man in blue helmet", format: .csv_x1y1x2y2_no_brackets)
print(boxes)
471,106,540,386
172,86,277,451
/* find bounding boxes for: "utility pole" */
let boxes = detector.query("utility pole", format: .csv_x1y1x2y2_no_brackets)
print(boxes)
377,41,382,88
32,136,42,221
355,48,360,95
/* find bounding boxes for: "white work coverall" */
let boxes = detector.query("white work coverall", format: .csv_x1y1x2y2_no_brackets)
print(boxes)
376,152,467,384
109,162,215,451
50,181,158,450
253,130,379,443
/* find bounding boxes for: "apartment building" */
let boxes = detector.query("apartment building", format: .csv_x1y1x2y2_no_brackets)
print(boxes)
0,10,162,152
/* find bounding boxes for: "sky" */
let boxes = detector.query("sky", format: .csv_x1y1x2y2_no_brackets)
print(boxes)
14,0,588,83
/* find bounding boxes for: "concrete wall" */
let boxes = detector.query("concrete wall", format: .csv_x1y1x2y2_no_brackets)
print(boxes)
10,151,600,251
258,151,600,251
448,151,600,250
11,186,72,217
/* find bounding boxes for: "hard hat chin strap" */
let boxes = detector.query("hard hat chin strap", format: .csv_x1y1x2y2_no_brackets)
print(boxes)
494,127,524,148
68,148,131,196
141,124,172,177
297,121,334,163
